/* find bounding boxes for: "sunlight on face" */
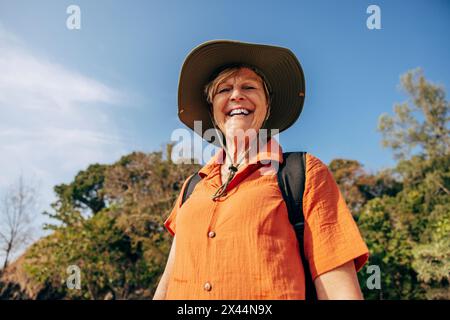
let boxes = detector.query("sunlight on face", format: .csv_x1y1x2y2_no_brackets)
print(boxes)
211,68,269,139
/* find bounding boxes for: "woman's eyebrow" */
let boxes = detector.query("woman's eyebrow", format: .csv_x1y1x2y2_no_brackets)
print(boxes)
241,78,263,85
226,78,261,84
218,77,261,87
244,77,261,82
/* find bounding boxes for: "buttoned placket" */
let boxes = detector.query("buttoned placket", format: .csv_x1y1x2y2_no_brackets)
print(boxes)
201,162,265,295
202,189,219,294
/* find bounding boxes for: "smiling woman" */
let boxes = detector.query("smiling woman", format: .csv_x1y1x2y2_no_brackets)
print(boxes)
206,67,270,139
153,40,369,300
207,67,272,192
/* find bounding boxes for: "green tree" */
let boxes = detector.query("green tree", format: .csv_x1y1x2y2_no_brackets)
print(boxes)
358,68,449,299
378,68,449,161
328,159,401,216
43,164,107,229
24,145,199,299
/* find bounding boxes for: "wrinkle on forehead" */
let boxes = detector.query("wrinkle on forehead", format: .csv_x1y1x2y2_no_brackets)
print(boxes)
219,68,263,85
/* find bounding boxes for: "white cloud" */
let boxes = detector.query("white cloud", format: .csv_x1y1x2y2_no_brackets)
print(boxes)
0,26,128,237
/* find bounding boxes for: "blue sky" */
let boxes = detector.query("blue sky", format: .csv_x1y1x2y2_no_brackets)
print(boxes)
0,0,449,239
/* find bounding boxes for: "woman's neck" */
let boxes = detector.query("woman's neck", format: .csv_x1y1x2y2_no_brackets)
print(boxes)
223,135,256,167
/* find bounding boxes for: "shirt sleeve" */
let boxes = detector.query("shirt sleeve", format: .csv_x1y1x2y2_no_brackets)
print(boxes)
163,175,194,237
303,153,369,280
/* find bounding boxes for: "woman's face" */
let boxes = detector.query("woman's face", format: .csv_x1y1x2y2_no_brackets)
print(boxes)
211,68,269,138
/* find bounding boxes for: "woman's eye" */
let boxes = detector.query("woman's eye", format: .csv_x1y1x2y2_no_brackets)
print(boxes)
243,86,255,90
218,88,230,93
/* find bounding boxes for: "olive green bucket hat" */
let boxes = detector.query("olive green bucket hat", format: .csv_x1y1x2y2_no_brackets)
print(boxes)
178,40,306,144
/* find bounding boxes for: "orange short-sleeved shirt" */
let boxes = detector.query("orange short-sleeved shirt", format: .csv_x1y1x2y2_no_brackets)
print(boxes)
164,139,369,300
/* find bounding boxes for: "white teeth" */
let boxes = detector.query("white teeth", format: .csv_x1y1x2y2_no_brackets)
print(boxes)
229,108,250,116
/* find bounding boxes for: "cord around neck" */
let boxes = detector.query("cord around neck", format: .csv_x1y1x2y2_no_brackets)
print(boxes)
207,108,272,200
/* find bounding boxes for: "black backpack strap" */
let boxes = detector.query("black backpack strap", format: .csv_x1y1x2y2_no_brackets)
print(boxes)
181,172,202,205
277,152,317,300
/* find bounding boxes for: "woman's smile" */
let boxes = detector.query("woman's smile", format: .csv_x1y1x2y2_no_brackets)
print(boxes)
212,68,268,137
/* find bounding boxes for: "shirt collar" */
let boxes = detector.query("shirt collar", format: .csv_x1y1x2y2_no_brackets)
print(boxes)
198,138,284,178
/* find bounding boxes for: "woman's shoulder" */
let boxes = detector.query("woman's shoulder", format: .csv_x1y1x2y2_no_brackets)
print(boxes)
303,152,329,175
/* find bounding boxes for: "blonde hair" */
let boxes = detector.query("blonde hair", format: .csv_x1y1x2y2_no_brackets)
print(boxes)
204,65,271,106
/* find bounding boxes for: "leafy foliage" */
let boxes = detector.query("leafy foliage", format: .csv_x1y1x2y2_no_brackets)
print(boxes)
378,68,449,160
23,147,199,299
356,69,449,300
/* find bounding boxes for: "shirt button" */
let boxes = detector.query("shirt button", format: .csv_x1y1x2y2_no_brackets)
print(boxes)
208,231,216,238
204,282,212,291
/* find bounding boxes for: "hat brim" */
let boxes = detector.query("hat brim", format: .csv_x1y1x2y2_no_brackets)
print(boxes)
178,40,305,145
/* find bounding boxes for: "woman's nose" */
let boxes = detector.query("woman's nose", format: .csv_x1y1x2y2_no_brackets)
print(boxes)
230,88,245,101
